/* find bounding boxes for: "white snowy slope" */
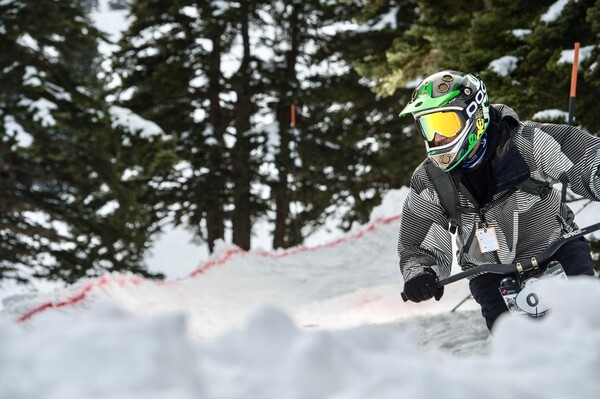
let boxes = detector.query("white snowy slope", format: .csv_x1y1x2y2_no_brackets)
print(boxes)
2,188,600,398
3,189,478,337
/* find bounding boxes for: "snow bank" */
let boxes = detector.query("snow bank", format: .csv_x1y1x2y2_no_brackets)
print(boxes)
0,308,203,399
1,278,600,398
8,211,463,338
2,188,600,398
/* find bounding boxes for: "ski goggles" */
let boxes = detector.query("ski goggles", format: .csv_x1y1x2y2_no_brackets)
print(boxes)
415,110,465,142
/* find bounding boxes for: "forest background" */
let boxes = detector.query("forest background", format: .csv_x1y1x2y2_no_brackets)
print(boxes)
1,0,599,286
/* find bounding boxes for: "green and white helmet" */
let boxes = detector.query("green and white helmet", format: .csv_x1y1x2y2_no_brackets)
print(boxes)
399,71,490,171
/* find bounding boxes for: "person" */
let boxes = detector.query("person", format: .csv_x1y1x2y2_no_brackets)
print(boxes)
396,70,599,331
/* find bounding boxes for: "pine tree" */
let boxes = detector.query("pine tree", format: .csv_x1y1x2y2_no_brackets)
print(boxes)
227,0,270,250
0,0,159,284
115,0,212,251
114,0,271,252
468,0,599,132
252,0,425,243
293,0,424,231
358,0,599,135
264,0,306,248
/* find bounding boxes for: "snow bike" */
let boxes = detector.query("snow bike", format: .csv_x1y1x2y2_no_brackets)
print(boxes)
401,221,600,317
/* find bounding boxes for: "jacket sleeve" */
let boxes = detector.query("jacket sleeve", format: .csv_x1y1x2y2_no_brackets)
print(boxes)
525,122,600,200
397,169,454,282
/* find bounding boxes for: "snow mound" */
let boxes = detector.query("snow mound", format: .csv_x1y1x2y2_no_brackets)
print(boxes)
1,278,600,398
3,187,600,397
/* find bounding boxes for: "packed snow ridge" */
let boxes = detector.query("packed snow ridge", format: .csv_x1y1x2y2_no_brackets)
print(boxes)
2,188,600,398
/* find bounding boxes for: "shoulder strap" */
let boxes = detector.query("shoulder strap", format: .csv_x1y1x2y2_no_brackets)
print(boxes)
424,160,461,234
516,177,552,199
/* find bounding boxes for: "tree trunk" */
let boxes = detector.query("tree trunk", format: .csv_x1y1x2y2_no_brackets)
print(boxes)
205,208,225,253
231,0,253,250
205,22,226,253
272,108,291,249
273,3,301,249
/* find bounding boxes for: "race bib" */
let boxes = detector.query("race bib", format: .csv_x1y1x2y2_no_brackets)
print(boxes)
475,226,499,253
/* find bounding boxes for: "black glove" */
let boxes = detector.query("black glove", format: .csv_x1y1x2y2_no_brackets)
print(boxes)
403,268,444,303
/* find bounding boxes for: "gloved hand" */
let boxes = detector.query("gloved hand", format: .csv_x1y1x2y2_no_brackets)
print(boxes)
403,268,444,303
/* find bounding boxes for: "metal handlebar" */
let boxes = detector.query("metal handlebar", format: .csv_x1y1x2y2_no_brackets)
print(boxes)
401,221,600,302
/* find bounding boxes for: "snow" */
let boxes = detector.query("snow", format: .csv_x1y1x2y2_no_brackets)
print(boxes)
211,0,234,17
90,0,130,44
356,7,398,32
532,109,568,122
18,97,57,127
511,29,532,38
540,0,570,23
22,66,42,87
16,32,39,51
109,105,164,138
145,225,208,279
558,44,596,67
488,55,519,77
3,114,32,148
2,188,600,398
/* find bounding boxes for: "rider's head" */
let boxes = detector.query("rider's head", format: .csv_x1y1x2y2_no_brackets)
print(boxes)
399,71,490,172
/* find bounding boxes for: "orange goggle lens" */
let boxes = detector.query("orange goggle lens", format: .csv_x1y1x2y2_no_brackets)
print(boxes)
417,111,463,142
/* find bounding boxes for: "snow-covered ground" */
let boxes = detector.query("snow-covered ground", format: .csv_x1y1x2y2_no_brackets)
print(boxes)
2,187,600,398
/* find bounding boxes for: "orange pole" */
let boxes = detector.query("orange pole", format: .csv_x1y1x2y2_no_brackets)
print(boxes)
290,104,296,128
567,42,580,126
570,42,580,98
562,42,580,203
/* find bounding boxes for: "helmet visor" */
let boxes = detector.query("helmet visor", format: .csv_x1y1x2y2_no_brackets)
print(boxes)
416,110,465,142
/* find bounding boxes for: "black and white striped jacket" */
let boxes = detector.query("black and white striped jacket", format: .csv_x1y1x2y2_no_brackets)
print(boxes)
398,104,600,282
